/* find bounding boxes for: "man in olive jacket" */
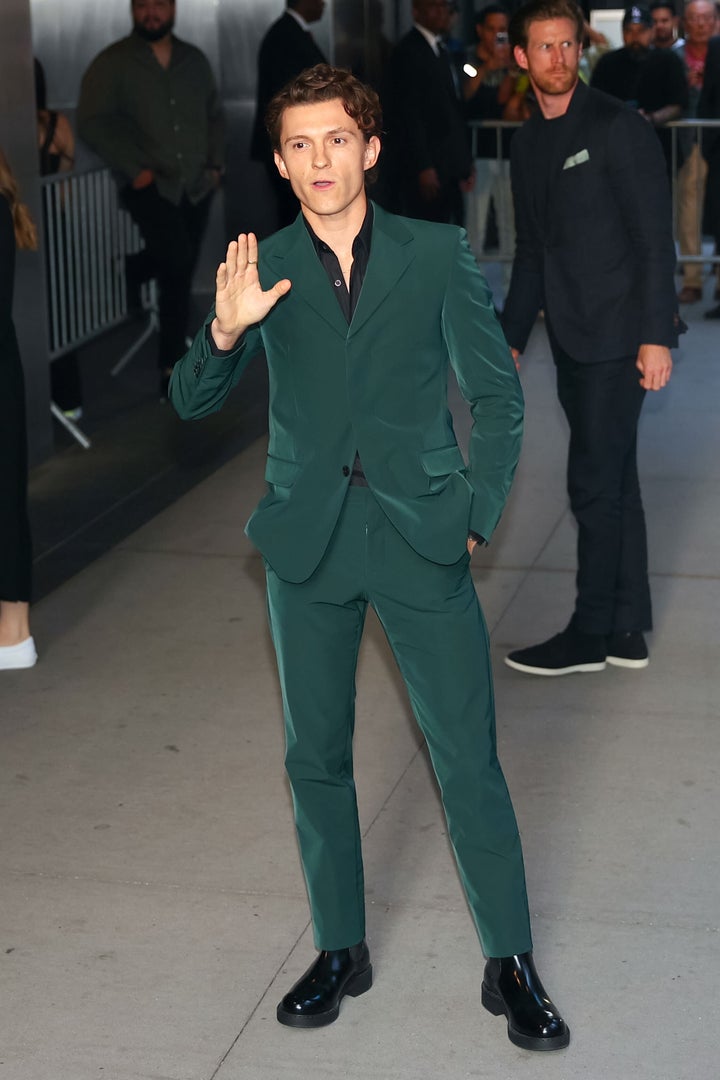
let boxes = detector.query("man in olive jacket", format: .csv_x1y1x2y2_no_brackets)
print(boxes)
171,65,569,1050
77,0,224,397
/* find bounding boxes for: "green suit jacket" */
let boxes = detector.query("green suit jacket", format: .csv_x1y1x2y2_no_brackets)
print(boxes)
171,203,523,583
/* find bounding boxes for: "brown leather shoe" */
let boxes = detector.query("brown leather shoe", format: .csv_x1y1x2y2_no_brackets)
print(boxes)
677,286,702,303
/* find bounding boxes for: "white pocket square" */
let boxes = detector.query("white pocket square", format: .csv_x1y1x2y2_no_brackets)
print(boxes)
563,149,590,170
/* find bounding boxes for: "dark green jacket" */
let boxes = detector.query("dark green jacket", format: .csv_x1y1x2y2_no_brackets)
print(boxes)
171,204,523,582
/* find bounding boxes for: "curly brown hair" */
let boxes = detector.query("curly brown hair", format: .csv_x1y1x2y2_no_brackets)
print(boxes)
265,64,383,153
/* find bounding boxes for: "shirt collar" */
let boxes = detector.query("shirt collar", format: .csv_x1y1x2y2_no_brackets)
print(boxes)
414,22,441,55
287,8,311,32
303,202,374,259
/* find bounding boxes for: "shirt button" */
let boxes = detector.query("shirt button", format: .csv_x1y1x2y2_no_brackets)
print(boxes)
174,124,180,132
342,465,350,476
177,153,183,159
334,279,342,287
170,98,176,105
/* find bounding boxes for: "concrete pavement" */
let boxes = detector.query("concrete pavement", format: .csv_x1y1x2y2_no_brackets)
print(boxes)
1,301,717,1080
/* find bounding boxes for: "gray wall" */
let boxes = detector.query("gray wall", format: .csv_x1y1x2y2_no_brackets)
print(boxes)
2,0,52,463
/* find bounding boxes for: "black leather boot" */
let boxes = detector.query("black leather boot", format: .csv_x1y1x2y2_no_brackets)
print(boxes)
276,941,372,1028
482,952,570,1050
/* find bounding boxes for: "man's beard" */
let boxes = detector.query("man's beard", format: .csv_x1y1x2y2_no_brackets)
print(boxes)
533,66,578,96
627,42,650,56
134,17,174,42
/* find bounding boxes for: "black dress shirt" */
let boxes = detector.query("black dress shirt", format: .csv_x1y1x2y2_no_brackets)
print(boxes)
304,205,374,485
303,203,373,324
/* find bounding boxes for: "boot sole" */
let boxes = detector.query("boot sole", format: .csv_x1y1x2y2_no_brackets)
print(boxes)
481,982,570,1051
276,965,373,1028
504,657,606,676
606,655,649,669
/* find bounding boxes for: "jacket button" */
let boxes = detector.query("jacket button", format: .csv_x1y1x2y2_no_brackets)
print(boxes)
342,465,350,476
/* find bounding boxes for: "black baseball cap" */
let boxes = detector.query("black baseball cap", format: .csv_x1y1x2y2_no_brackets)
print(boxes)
623,5,652,25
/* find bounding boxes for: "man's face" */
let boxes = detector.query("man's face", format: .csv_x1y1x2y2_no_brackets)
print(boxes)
514,18,581,97
650,6,677,45
274,98,380,221
132,0,175,39
413,0,452,36
623,21,652,51
478,12,510,55
684,0,716,45
296,0,326,23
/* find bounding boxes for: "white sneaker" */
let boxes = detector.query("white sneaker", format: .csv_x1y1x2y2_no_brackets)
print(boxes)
0,636,38,670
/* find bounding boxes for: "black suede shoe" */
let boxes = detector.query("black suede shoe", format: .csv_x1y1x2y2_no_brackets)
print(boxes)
482,952,570,1051
505,622,606,676
276,941,372,1028
606,631,649,669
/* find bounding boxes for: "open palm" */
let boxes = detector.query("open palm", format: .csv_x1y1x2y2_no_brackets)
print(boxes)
213,232,291,348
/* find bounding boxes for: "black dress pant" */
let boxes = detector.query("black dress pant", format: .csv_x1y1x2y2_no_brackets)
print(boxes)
122,184,213,370
550,337,651,636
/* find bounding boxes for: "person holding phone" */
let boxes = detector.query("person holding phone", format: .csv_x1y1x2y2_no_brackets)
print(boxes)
463,4,519,294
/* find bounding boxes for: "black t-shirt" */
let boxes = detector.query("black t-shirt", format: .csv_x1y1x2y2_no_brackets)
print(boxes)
535,110,573,230
591,47,688,112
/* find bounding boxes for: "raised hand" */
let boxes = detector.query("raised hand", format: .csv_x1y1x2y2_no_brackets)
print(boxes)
211,232,291,350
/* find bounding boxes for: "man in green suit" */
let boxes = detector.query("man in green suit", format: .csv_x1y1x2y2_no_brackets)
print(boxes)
171,64,568,1051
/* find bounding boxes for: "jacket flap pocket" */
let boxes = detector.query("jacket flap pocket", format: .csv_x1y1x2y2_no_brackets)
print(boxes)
421,445,466,476
265,454,300,487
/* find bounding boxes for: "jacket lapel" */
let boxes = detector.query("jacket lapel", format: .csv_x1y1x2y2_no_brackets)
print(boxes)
264,203,415,340
348,203,415,337
265,215,349,340
551,81,590,197
524,80,589,243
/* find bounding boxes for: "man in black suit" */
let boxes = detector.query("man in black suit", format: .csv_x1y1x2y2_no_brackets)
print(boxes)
383,0,472,223
501,0,680,676
698,34,720,318
250,0,327,227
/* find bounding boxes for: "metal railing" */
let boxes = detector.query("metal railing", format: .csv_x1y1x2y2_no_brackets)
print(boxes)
40,168,148,359
466,118,720,266
40,167,156,448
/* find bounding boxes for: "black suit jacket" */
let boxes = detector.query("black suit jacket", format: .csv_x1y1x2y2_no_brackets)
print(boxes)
699,36,720,238
502,81,679,362
250,12,326,162
384,27,471,186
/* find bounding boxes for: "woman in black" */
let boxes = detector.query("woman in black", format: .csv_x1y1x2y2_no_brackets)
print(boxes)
0,149,38,670
35,58,83,418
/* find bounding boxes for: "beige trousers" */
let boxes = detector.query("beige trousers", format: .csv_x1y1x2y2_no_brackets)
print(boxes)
677,143,708,289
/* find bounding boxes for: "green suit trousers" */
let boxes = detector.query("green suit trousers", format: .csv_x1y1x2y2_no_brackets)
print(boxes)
266,487,533,957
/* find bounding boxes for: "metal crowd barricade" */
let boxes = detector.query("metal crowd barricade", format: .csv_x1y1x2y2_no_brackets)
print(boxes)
466,117,720,268
40,167,155,449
